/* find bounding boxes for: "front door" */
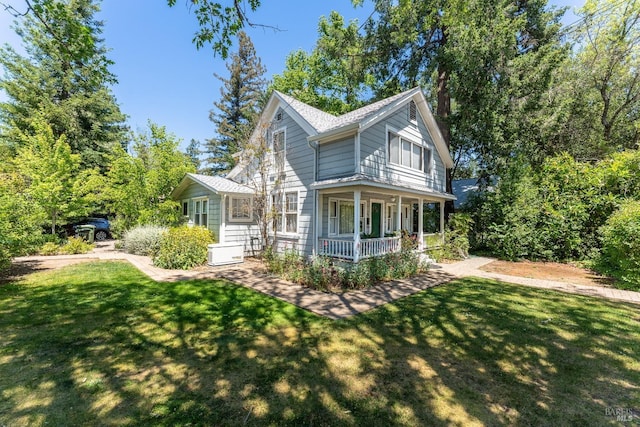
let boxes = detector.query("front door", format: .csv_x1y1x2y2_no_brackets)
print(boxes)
371,202,381,238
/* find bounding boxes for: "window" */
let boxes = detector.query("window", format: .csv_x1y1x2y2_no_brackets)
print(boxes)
328,199,368,236
388,130,432,173
272,191,298,234
424,148,433,173
386,204,396,232
194,198,208,227
230,197,252,221
408,100,417,122
389,133,400,164
272,128,285,171
285,192,298,233
182,201,188,217
329,200,338,235
339,202,354,235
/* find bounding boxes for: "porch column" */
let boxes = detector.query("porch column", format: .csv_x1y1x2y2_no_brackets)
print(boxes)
440,200,445,244
418,198,424,250
314,190,320,255
220,195,226,243
396,195,402,232
353,190,361,262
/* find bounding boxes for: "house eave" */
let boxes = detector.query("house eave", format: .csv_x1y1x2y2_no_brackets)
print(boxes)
171,173,253,200
308,123,360,144
311,176,456,201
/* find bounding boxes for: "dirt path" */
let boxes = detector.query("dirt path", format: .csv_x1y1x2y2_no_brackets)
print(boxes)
479,260,614,287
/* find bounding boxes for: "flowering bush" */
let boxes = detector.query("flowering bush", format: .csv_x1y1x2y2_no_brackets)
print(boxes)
153,226,214,270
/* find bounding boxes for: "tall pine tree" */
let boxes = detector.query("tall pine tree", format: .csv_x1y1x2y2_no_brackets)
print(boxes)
0,0,127,171
204,31,266,175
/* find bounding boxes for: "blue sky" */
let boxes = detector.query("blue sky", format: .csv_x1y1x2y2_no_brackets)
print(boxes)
0,0,585,151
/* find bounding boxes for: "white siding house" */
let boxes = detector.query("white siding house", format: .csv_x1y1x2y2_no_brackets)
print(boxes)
173,87,455,262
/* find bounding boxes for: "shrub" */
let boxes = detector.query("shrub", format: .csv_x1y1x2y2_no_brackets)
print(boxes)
597,201,640,290
39,242,61,255
264,245,428,290
123,225,167,256
303,255,341,290
59,237,94,255
153,226,214,270
441,213,472,260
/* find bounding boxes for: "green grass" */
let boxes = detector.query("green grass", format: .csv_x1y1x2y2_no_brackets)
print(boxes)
1,261,639,426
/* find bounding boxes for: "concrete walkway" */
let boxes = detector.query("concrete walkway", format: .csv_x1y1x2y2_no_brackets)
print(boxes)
12,244,640,319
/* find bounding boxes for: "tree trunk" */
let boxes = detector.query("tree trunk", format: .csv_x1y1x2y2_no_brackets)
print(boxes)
436,60,455,219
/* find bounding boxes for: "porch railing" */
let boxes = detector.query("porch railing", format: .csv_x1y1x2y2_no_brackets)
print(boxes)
318,236,401,261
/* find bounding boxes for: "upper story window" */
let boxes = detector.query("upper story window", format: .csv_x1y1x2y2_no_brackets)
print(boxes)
388,130,433,173
229,196,252,222
272,127,286,171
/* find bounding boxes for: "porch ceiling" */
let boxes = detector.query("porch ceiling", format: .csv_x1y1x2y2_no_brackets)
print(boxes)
311,173,456,201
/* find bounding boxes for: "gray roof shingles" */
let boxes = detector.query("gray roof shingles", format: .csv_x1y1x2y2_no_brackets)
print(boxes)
188,173,253,194
275,87,418,134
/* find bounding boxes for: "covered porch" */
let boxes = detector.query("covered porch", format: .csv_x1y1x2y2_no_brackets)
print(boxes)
312,182,455,262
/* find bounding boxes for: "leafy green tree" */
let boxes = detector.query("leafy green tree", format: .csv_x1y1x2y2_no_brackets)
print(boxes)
0,172,45,270
104,122,195,233
575,0,639,151
186,138,202,172
0,0,127,170
205,31,266,174
598,200,640,289
13,118,90,234
271,11,372,115
359,0,566,182
166,0,261,58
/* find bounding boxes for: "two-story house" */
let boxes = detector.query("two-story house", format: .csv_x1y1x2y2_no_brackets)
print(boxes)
171,87,455,263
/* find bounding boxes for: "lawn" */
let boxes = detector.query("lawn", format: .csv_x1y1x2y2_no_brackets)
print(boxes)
1,261,639,426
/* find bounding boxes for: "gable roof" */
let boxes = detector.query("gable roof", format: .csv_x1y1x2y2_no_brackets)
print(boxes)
227,87,454,179
171,173,253,199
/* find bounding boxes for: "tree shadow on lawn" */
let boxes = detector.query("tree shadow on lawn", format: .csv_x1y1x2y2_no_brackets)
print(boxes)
1,261,639,426
351,278,640,425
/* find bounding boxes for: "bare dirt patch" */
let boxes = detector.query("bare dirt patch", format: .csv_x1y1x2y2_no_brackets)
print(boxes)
479,260,614,287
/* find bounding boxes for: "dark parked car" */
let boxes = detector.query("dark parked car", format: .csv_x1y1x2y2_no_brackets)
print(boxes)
70,217,111,241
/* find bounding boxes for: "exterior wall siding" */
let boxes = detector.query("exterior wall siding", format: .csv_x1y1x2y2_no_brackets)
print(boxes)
267,108,317,256
222,197,261,253
360,104,447,193
176,183,221,242
317,136,355,180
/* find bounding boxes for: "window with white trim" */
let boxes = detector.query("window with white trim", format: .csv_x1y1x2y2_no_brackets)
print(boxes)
285,192,298,233
328,199,367,236
193,198,208,227
272,128,285,171
386,204,397,233
182,200,188,217
272,191,298,234
388,130,433,173
229,196,252,222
